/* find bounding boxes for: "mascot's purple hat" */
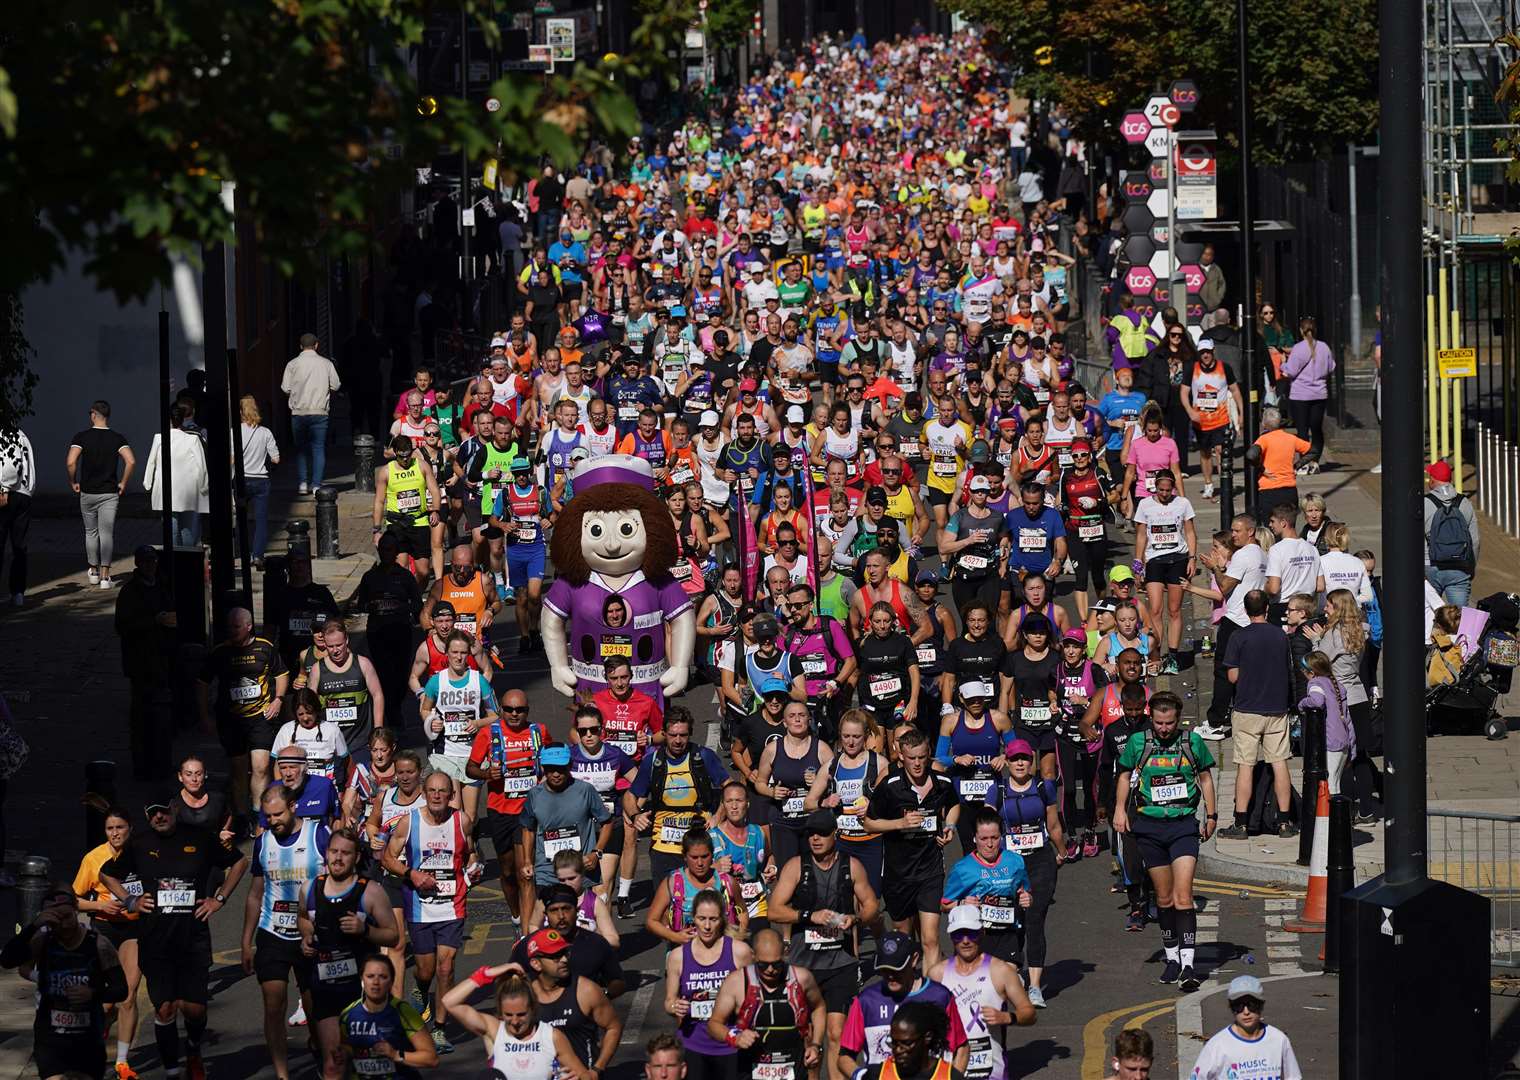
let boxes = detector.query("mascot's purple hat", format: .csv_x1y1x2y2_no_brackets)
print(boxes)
573,454,654,493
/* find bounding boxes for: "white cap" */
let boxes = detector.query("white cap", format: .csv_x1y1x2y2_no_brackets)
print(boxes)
969,475,992,492
947,906,983,934
1197,338,1216,352
698,409,721,429
1227,975,1265,1002
960,679,994,699
786,405,806,424
490,336,507,348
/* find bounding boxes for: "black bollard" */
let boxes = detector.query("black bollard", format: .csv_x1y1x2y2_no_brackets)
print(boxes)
84,759,118,843
286,519,311,556
1323,794,1355,973
353,435,376,494
16,855,51,925
1219,427,1237,530
315,487,340,559
1297,705,1327,866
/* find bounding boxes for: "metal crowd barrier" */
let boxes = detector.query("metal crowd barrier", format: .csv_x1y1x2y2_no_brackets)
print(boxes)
1474,421,1520,539
1427,808,1520,967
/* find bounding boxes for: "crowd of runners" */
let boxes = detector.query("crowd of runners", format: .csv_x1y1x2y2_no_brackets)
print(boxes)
6,26,1336,1080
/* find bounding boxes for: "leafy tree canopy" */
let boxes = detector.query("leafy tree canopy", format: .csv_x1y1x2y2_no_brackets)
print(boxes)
942,0,1378,166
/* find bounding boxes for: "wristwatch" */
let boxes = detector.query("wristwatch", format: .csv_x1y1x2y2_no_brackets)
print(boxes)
213,892,226,904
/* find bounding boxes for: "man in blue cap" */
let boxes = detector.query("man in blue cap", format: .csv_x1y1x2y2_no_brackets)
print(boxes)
493,455,551,654
519,742,614,925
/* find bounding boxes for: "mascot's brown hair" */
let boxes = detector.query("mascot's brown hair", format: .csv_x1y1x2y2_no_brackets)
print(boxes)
549,483,679,586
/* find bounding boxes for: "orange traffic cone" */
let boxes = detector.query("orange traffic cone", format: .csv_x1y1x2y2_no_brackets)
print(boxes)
1284,780,1329,933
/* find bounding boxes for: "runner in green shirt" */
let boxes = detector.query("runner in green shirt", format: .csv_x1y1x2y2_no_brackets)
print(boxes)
1112,691,1216,994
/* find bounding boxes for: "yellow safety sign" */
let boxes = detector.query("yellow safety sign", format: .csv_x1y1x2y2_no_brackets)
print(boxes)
1438,347,1477,378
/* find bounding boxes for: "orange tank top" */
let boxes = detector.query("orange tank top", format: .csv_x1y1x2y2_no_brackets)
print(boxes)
440,573,489,635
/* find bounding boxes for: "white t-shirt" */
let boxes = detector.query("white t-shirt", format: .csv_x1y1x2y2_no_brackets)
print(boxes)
271,720,350,778
1320,550,1372,603
762,553,811,586
1134,496,1197,562
1266,537,1323,599
1189,1024,1302,1080
743,278,780,309
1223,544,1268,627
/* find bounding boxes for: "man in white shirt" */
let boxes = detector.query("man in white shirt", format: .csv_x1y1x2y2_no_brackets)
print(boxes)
741,264,779,313
1189,976,1302,1080
279,333,341,494
1197,514,1268,740
1264,504,1326,615
0,426,36,606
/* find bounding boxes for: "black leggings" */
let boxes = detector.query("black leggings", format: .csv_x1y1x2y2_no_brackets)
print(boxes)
1360,643,1380,695
1207,618,1239,727
1346,700,1384,816
1290,398,1328,461
1017,842,1057,969
683,1051,739,1080
1056,738,1098,832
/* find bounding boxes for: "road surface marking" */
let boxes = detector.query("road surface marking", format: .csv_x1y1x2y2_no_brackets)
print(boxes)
1080,996,1176,1079
619,979,659,1045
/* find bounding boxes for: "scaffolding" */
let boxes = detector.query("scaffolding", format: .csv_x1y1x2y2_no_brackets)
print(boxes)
1424,0,1520,477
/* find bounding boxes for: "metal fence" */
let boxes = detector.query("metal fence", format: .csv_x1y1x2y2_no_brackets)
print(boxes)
1428,808,1520,967
1475,421,1520,538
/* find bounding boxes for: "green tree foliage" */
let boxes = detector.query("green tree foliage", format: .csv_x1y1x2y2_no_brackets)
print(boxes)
0,0,684,430
943,0,1377,165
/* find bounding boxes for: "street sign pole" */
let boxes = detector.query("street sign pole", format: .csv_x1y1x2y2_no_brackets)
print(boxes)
1167,129,1186,322
1236,0,1259,510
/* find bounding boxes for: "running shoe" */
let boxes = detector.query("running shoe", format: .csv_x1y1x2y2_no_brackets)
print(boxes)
1082,833,1100,860
1160,654,1180,675
1200,483,1215,500
409,986,432,1026
184,1055,207,1080
1179,966,1201,992
1027,986,1047,1009
1125,910,1146,932
1216,822,1249,840
1064,837,1080,862
1158,959,1182,985
87,568,100,584
1276,820,1300,838
1192,722,1229,741
614,896,635,920
114,1063,139,1080
288,1000,307,1026
501,584,516,602
1356,812,1381,825
431,1027,454,1055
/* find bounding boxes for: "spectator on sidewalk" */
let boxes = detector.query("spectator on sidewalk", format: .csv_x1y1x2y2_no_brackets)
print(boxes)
1264,505,1325,618
143,402,210,547
1216,590,1298,840
115,545,177,780
1298,493,1340,554
1422,459,1479,606
1300,651,1355,795
67,400,136,589
0,426,34,608
1280,315,1334,469
239,396,280,569
1247,409,1310,523
1197,515,1267,741
280,332,341,494
1189,975,1302,1080
1314,589,1383,822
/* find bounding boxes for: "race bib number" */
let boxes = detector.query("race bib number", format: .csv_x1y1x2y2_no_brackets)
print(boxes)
659,824,689,845
513,520,538,543
958,553,990,571
1143,474,1158,493
502,771,536,794
1057,449,1074,469
601,635,633,657
353,1057,395,1075
123,878,144,897
543,828,582,856
610,737,638,757
1150,775,1188,805
1196,392,1219,410
230,682,261,703
1018,529,1047,552
932,454,957,477
869,675,902,697
916,645,938,666
837,814,861,832
959,778,993,799
754,1065,795,1080
803,926,844,948
1007,828,1045,852
782,795,807,817
919,813,939,833
1078,522,1105,541
318,956,358,981
1020,703,1052,725
288,616,313,635
689,998,716,1020
157,888,195,911
899,440,921,458
618,403,640,421
49,1009,91,1031
444,718,473,739
1150,523,1182,552
740,880,765,900
326,704,358,724
432,873,458,898
271,900,298,932
801,658,827,676
980,903,1018,925
671,560,692,582
968,1042,996,1073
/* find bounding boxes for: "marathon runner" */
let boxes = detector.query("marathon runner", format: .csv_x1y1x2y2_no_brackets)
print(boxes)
1113,691,1217,991
929,907,1035,1080
567,702,638,903
337,955,438,1076
836,933,970,1076
663,887,755,1080
465,688,548,925
849,1001,969,1080
72,806,143,1080
625,707,730,890
987,742,1063,1007
296,827,399,1080
520,743,614,930
936,680,1012,852
373,434,443,587
100,789,250,1080
754,700,834,871
438,968,587,1078
512,928,622,1072
307,620,385,766
420,629,500,820
705,928,827,1080
196,607,288,832
709,779,776,933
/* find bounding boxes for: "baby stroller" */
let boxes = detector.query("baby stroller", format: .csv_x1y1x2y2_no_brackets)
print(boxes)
1426,592,1519,740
